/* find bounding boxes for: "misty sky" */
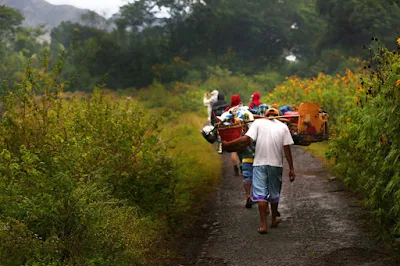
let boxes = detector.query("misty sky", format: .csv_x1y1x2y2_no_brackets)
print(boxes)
46,0,130,17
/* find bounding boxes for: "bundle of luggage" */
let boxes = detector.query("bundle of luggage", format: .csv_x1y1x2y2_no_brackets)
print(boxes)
202,102,329,146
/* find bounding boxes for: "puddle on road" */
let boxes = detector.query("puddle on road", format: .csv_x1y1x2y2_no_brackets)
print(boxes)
301,174,317,179
309,192,323,199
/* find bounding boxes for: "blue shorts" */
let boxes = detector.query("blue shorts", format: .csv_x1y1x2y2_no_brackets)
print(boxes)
241,163,253,183
251,165,283,203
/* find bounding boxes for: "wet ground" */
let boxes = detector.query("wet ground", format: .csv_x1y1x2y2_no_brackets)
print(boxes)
170,146,399,266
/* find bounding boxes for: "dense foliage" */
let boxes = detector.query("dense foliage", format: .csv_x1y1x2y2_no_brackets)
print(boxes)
316,0,400,52
327,42,400,242
0,53,221,265
3,1,400,90
263,64,361,127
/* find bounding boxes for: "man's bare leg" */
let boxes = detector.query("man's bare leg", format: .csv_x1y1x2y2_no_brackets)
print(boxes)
244,181,252,208
270,202,281,228
257,201,268,232
244,182,251,199
231,152,239,175
231,152,238,165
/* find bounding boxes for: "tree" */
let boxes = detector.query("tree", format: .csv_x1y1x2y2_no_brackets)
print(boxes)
80,10,110,30
13,26,47,56
316,0,400,53
0,5,24,41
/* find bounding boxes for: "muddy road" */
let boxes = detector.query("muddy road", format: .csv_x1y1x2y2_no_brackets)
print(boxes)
172,146,398,266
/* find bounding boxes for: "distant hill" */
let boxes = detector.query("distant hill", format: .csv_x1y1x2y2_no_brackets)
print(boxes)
2,0,109,29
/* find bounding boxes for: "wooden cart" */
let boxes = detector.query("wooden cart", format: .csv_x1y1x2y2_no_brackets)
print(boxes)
282,102,329,146
215,102,329,146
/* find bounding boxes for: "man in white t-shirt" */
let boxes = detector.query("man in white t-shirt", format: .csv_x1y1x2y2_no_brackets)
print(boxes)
222,108,295,234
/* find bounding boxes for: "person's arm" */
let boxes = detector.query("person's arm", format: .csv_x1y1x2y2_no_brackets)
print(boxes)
284,145,295,182
204,96,211,105
222,136,251,152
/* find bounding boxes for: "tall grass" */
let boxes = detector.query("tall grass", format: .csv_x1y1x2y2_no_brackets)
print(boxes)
0,52,222,265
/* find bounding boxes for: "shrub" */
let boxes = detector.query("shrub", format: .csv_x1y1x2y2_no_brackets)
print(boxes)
0,51,221,265
327,41,400,242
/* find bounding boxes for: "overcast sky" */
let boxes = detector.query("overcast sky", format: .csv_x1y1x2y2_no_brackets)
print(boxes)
46,0,131,18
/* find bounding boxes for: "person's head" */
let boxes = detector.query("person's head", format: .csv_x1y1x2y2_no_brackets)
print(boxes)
265,108,280,117
217,92,225,101
230,94,241,107
252,92,261,106
211,90,218,96
271,103,279,109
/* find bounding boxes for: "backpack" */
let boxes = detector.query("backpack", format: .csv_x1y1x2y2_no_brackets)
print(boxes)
256,104,270,116
211,102,228,125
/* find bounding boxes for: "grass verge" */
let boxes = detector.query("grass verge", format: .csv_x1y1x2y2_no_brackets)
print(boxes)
300,141,333,167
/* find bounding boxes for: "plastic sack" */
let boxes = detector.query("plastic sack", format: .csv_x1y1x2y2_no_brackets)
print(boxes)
216,111,234,122
236,107,254,121
217,107,254,123
201,125,218,144
279,105,292,115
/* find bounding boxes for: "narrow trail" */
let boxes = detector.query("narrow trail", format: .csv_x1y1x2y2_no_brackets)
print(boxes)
172,146,398,266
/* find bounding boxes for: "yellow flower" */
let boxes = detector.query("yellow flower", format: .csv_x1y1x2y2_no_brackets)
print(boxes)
397,38,400,46
381,135,387,145
269,93,273,97
347,117,351,121
396,80,400,87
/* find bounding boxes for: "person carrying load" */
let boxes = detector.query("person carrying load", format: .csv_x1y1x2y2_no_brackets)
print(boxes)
211,93,229,153
222,108,295,234
237,123,257,209
211,93,228,126
249,92,269,115
224,94,242,175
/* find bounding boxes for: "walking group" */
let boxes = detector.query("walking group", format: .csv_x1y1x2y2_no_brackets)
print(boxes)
203,90,296,234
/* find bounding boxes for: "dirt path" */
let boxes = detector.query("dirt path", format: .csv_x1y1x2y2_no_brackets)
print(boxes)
172,146,398,266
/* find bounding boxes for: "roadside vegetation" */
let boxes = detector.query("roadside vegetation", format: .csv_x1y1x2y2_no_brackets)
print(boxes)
0,54,221,265
327,42,400,245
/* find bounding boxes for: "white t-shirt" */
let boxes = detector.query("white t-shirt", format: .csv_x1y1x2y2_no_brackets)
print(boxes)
245,119,294,167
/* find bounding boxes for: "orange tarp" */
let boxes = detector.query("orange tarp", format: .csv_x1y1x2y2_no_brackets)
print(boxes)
298,102,324,134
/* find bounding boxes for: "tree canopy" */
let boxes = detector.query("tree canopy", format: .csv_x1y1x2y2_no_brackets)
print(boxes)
2,1,400,90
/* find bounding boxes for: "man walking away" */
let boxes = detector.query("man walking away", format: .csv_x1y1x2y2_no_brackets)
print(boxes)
211,92,229,153
211,93,228,126
222,108,295,234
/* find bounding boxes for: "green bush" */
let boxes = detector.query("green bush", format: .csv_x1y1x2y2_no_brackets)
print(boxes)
0,52,221,264
327,42,400,242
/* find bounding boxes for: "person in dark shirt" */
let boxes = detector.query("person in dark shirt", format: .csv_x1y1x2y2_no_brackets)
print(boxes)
211,92,228,126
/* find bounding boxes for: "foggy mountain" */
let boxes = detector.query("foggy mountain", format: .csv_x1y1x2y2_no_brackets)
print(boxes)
2,0,108,29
